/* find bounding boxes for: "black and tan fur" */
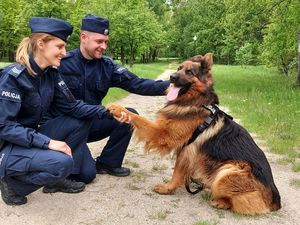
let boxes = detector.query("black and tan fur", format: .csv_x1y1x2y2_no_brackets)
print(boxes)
107,53,281,215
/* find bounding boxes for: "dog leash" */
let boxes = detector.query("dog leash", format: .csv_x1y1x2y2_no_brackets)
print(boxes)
185,176,204,195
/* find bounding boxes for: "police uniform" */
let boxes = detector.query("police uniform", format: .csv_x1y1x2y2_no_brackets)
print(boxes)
58,14,170,173
0,17,111,203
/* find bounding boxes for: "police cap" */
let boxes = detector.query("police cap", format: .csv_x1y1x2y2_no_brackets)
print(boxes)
30,17,73,42
81,14,109,35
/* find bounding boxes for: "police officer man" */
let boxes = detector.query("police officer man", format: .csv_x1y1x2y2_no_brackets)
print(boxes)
0,17,114,205
58,14,170,177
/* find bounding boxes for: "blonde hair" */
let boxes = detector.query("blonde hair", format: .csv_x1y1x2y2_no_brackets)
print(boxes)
15,33,55,75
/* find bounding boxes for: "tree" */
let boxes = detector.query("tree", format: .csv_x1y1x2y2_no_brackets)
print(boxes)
0,0,24,61
88,0,165,66
166,0,226,60
222,0,270,65
260,0,300,76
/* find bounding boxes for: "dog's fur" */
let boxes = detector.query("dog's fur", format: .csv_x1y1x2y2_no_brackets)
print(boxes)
107,53,281,215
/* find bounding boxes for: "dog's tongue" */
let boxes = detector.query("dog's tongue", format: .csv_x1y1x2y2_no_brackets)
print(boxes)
166,84,181,101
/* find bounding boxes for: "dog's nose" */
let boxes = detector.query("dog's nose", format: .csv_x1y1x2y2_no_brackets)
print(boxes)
170,73,179,82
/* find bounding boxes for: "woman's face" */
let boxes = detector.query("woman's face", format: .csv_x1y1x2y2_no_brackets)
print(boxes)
38,37,67,68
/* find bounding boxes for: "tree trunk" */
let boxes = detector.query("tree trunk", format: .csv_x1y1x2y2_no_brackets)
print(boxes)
297,31,300,85
120,45,125,65
8,50,14,62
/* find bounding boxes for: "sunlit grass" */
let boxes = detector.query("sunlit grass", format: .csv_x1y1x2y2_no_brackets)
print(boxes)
213,65,300,162
102,60,170,104
0,62,10,68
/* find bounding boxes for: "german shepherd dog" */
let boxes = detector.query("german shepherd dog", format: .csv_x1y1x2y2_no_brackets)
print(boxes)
107,53,281,215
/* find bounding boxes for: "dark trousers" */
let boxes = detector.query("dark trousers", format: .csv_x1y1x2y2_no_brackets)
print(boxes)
4,116,94,196
88,108,137,168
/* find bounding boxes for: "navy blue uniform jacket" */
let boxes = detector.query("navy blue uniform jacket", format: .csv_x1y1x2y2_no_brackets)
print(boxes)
0,60,108,177
58,48,169,105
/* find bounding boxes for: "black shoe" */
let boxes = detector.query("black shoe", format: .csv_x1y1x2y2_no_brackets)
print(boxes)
0,177,27,206
96,164,131,177
43,179,85,194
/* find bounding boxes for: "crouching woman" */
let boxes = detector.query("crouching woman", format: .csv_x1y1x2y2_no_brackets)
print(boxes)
0,17,112,205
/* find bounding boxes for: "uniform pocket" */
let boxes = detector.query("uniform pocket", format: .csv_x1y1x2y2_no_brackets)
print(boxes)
5,145,38,176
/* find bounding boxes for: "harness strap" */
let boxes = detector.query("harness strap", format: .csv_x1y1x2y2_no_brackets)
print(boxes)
186,104,233,146
184,105,233,195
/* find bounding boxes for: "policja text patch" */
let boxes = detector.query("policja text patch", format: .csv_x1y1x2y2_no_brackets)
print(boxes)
0,90,21,102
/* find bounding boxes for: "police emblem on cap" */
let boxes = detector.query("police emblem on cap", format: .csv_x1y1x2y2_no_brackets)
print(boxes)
104,29,109,35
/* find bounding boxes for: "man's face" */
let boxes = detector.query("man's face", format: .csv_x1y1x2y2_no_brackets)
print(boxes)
80,31,109,59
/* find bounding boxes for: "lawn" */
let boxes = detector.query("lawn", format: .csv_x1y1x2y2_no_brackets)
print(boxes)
213,65,300,171
102,60,171,104
0,62,10,68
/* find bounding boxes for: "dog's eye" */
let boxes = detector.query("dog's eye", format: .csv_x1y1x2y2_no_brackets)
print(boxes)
186,70,194,75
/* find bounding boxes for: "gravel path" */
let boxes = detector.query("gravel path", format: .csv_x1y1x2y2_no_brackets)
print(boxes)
1,69,299,225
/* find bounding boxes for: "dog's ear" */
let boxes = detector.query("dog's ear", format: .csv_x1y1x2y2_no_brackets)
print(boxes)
190,55,203,63
203,53,213,69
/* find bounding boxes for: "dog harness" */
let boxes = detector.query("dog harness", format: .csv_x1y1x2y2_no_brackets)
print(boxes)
186,104,233,146
184,104,233,194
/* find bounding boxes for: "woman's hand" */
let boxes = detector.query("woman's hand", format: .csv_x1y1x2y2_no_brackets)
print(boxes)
48,140,72,157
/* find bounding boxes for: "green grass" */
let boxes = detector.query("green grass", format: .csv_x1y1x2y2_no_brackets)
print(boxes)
213,65,300,163
102,61,170,104
290,179,300,189
193,219,219,225
0,62,10,68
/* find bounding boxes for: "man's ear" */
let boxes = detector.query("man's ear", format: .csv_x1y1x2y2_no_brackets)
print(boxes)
80,31,88,42
203,53,213,69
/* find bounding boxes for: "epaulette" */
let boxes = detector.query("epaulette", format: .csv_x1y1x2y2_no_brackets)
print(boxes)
102,55,114,64
61,51,74,60
7,64,26,78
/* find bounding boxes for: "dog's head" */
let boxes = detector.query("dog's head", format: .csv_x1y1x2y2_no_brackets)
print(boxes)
167,53,214,102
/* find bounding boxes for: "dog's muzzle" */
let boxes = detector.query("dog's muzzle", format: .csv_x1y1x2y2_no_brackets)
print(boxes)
170,73,179,83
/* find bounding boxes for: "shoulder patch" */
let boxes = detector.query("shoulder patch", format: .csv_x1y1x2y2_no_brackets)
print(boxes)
116,67,127,73
58,79,67,88
0,89,21,102
7,64,26,78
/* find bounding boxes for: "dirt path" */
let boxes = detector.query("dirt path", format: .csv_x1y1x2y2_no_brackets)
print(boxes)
1,70,300,225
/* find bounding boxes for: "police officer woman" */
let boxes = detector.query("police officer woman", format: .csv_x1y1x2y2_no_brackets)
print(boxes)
0,17,113,205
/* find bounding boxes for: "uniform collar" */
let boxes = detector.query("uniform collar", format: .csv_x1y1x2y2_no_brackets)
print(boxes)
76,48,96,63
29,55,50,76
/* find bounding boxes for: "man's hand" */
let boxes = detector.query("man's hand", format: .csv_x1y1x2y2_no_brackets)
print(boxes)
106,103,131,123
48,140,72,157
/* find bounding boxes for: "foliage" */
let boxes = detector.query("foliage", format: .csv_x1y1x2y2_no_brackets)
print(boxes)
166,0,226,60
0,0,299,79
260,0,300,76
0,0,165,64
235,42,257,66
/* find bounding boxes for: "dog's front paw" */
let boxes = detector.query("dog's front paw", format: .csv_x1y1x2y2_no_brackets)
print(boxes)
106,103,127,118
153,183,175,195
